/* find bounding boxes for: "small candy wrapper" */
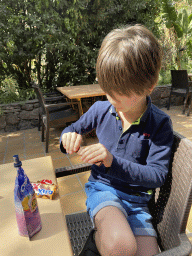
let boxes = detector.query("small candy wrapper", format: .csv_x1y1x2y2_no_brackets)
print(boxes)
31,180,57,200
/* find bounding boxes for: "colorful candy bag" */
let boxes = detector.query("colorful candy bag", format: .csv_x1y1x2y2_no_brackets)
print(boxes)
13,155,42,239
32,179,57,200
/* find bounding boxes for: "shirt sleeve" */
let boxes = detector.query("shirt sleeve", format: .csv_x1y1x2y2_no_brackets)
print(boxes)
59,102,99,153
107,118,174,188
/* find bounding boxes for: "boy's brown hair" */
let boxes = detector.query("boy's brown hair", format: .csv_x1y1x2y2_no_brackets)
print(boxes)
96,24,162,98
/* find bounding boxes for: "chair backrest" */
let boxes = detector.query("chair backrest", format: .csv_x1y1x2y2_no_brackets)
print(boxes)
31,82,47,116
150,132,192,251
171,70,189,90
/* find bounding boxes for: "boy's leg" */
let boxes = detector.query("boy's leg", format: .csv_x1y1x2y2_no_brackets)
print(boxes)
135,236,160,256
94,206,137,256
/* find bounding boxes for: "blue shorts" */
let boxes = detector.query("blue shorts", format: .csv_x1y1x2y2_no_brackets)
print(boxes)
85,181,157,237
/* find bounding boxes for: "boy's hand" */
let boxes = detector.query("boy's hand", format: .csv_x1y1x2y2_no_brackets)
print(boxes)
77,143,113,167
61,132,82,154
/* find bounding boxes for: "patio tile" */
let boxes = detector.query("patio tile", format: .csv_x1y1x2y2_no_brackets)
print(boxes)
49,131,60,138
6,141,24,149
77,171,91,187
5,153,25,163
57,175,83,196
25,139,42,146
7,141,24,150
4,158,14,164
25,135,41,144
0,133,8,138
175,129,192,141
174,116,192,124
25,143,45,155
48,142,60,152
7,131,24,138
25,153,45,160
5,141,24,151
49,135,60,141
24,128,39,134
60,190,87,215
172,123,186,131
0,135,8,143
7,135,24,146
6,148,25,159
0,153,5,162
46,150,65,160
7,130,24,138
0,143,7,154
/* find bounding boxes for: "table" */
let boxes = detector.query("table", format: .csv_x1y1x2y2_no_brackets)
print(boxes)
57,84,106,116
0,156,73,256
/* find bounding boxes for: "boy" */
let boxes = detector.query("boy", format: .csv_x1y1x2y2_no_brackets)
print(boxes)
60,24,173,256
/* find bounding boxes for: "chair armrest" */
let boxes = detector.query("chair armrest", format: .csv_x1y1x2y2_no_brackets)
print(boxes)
55,163,92,178
45,101,79,109
44,91,61,97
155,233,192,256
44,95,64,102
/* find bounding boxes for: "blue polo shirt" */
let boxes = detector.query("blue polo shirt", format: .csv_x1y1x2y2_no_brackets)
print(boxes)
60,97,173,198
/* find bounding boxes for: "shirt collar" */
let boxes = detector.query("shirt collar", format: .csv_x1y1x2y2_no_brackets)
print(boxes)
109,105,117,115
109,96,151,124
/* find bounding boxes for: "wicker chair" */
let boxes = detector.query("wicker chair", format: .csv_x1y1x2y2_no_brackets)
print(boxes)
167,70,192,116
37,90,66,131
32,82,80,153
55,131,192,256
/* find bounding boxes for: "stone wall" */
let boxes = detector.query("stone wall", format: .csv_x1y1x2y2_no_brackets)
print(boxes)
0,99,40,133
151,84,183,107
0,84,183,133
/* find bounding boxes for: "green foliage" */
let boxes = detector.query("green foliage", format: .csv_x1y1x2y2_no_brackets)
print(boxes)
160,0,192,69
0,76,35,104
159,69,172,85
1,0,191,101
0,0,160,101
162,0,177,27
0,108,4,117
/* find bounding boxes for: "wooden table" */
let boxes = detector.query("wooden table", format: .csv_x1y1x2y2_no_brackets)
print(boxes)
0,156,73,256
57,84,105,116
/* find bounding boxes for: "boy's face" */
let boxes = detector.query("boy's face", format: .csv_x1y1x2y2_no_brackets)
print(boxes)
106,92,147,113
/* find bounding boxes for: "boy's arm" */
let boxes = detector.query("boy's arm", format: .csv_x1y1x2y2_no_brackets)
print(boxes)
107,119,174,189
59,102,98,153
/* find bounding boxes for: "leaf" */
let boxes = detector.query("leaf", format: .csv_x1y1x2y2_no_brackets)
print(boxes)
2,62,7,69
181,9,189,33
173,22,183,38
189,13,192,25
178,13,182,23
161,0,177,22
165,20,173,29
188,28,192,34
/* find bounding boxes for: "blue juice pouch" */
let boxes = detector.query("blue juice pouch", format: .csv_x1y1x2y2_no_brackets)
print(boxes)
13,155,42,239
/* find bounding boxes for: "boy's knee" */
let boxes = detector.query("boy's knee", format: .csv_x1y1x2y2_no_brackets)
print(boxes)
104,232,137,256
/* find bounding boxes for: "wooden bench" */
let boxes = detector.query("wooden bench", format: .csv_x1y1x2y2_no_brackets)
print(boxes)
55,131,192,256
